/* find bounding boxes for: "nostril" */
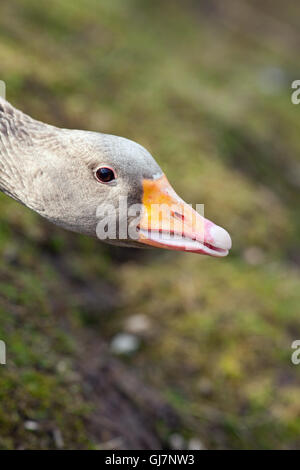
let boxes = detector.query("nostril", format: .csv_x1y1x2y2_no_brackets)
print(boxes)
172,211,185,221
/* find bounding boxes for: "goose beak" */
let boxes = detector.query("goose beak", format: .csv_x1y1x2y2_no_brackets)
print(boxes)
138,175,232,257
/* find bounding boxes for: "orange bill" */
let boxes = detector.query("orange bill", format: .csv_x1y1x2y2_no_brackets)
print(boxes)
138,175,232,257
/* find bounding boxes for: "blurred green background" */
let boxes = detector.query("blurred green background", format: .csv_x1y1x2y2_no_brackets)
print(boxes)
0,0,300,449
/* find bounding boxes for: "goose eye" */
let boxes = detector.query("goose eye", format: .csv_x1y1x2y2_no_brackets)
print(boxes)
95,167,116,183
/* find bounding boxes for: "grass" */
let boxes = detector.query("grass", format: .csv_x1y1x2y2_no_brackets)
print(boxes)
0,0,299,449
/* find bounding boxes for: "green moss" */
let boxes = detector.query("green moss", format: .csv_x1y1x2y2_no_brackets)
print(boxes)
0,0,299,449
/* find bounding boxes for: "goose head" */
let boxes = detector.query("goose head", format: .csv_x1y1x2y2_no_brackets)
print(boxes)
0,98,231,256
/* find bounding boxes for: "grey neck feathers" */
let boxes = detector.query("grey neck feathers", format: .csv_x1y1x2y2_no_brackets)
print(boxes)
0,97,61,210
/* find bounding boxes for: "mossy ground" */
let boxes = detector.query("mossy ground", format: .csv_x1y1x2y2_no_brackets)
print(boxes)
0,0,299,449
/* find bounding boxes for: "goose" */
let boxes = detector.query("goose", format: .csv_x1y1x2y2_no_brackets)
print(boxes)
0,96,231,257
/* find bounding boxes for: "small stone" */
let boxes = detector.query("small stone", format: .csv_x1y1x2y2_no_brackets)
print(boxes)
124,314,151,335
188,437,205,450
24,420,39,431
169,433,185,450
56,360,68,374
110,333,140,355
53,428,64,449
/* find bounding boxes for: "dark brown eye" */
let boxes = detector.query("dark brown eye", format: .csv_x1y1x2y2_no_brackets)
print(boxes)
95,167,116,183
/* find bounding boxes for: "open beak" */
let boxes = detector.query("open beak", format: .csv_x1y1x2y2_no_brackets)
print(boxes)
138,175,232,257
